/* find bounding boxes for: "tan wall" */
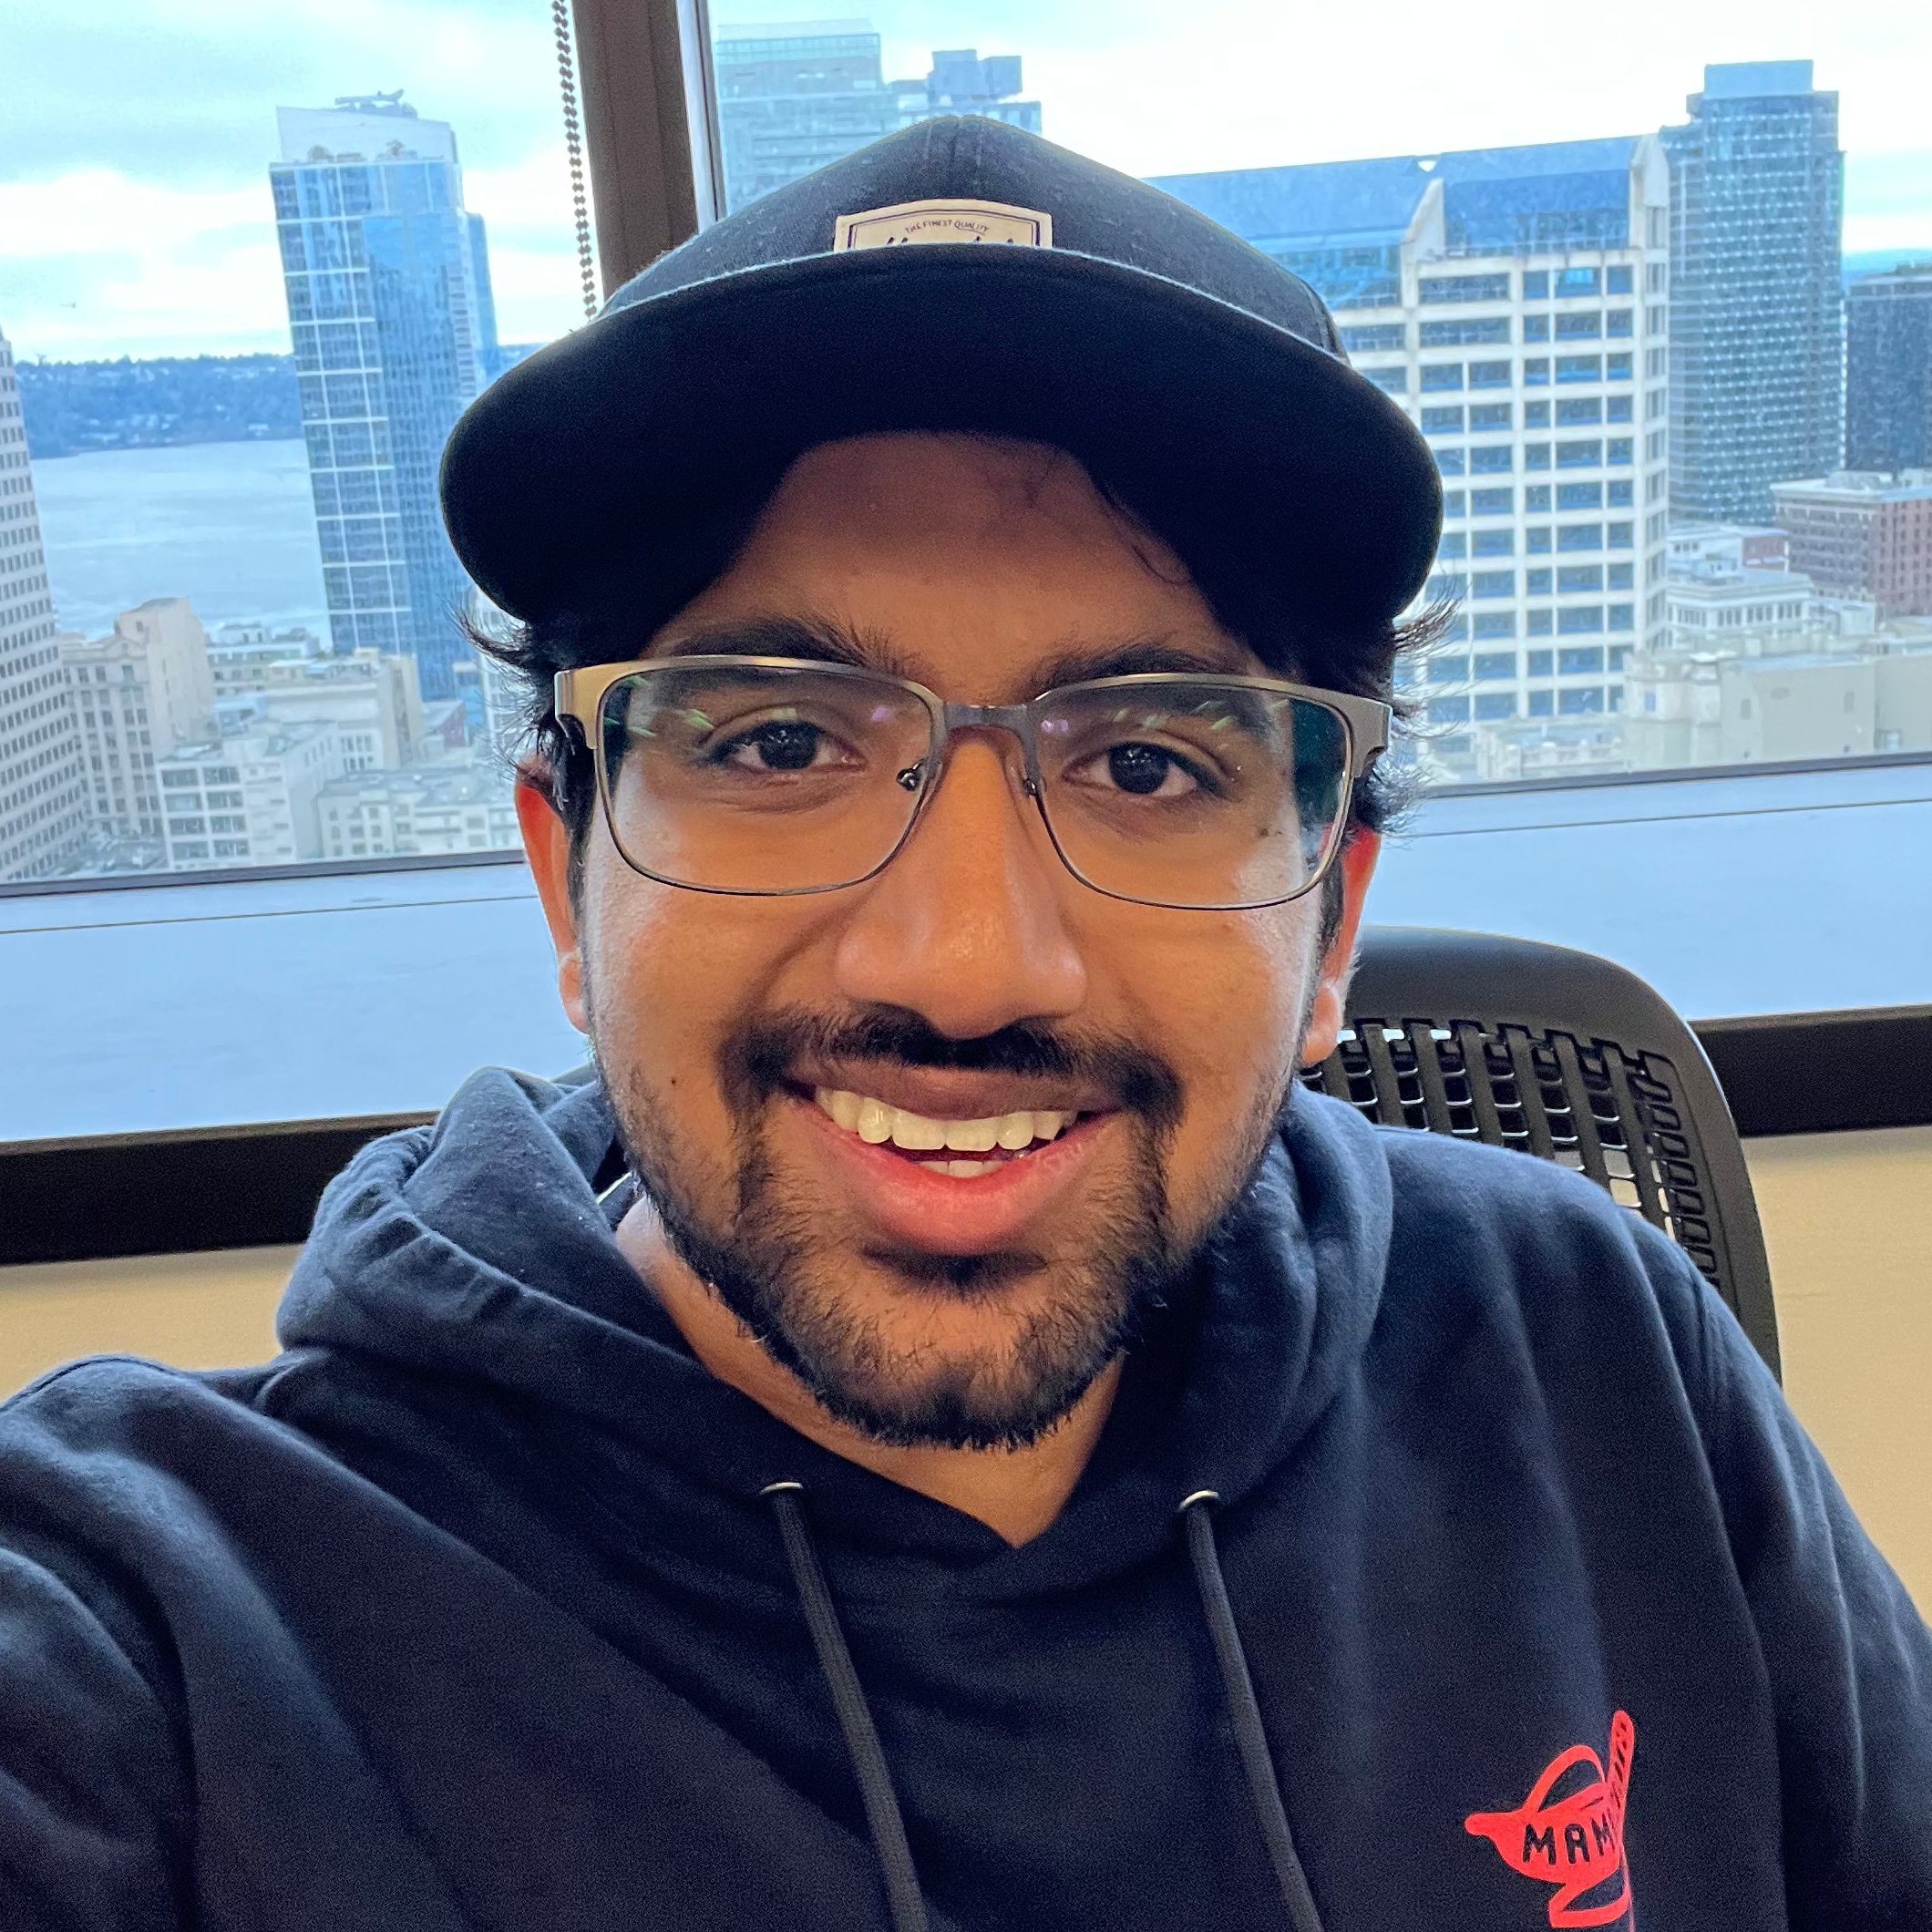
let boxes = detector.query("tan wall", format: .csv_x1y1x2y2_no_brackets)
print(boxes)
2,1129,1927,1609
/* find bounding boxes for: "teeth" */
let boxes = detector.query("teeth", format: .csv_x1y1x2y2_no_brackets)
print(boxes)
814,1088,1074,1156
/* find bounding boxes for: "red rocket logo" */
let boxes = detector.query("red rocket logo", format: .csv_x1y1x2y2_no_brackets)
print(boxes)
1464,1711,1636,1927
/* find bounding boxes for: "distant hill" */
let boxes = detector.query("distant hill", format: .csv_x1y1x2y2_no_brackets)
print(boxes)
1844,249,1932,289
19,355,302,459
19,345,548,461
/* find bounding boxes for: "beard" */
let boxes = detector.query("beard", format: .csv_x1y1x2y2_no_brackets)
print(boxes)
597,1001,1299,1453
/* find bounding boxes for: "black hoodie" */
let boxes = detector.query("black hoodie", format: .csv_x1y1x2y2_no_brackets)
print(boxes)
0,1068,1926,1932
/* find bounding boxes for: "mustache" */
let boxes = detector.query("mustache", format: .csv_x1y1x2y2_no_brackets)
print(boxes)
720,1004,1185,1128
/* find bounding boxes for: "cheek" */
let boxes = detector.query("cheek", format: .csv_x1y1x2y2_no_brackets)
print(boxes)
1105,905,1321,1128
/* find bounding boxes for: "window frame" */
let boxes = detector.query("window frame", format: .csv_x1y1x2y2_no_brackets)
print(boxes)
2,0,1928,1228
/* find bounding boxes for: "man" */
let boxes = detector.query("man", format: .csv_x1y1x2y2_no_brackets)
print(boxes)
1,119,1927,1932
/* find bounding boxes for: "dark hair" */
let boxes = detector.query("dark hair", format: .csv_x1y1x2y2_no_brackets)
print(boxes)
469,439,1449,901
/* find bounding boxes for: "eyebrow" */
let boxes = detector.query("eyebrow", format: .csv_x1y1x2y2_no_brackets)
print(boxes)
650,615,921,679
647,617,1253,695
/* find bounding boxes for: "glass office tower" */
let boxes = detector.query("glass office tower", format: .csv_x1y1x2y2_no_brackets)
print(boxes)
271,97,500,703
1846,263,1932,471
714,23,1041,213
1661,62,1845,523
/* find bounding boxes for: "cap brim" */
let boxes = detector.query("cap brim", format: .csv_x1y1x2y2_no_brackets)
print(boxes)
440,243,1442,633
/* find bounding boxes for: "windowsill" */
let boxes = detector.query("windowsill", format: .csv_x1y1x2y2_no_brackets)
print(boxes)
3,752,1928,1146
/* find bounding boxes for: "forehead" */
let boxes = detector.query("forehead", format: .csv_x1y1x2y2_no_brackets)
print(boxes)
646,433,1263,697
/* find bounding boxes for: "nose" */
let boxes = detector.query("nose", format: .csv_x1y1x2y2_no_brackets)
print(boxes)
831,733,1088,1038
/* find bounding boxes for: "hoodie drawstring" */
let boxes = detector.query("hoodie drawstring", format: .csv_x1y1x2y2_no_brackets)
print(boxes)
1179,1490,1327,1932
762,1481,1323,1932
762,1482,930,1932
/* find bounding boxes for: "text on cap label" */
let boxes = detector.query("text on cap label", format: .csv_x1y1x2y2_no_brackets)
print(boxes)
833,199,1053,252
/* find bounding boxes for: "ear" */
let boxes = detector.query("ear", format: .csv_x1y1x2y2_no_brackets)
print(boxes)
517,776,589,1033
1299,830,1380,1068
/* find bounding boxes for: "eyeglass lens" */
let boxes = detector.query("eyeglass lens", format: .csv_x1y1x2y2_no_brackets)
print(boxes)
597,663,1351,909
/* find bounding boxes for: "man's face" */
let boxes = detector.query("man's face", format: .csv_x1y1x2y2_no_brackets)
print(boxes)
524,433,1376,1449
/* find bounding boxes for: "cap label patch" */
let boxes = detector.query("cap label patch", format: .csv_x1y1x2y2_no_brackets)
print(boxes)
833,198,1053,252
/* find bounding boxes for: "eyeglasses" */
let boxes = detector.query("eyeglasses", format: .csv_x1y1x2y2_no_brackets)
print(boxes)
552,656,1390,912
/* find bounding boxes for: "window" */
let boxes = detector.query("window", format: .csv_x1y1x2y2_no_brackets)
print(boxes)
1474,649,1517,676
5,0,1917,1164
1471,570,1516,598
1420,318,1509,346
1419,273,1511,304
1429,657,1472,683
1527,649,1555,675
1427,695,1472,724
1558,607,1606,634
1341,324,1406,352
1558,564,1605,592
1558,646,1606,675
1437,531,1468,559
1475,693,1516,720
1559,687,1606,714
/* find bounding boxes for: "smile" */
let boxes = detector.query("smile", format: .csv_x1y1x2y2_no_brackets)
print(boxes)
813,1087,1078,1179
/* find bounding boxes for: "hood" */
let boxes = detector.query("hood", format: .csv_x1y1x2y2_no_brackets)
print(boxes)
279,1067,1393,1597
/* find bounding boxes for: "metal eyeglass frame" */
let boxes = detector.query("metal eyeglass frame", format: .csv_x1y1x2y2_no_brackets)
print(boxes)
552,656,1392,912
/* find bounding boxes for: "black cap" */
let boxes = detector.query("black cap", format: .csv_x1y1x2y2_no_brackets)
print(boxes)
440,117,1441,637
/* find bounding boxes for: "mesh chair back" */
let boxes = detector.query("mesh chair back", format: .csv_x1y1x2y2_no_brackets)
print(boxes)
1299,926,1780,1377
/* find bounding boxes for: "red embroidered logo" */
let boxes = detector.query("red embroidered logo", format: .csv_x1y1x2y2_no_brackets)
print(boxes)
1464,1711,1636,1928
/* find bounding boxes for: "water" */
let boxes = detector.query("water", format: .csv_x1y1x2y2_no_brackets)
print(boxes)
29,439,332,640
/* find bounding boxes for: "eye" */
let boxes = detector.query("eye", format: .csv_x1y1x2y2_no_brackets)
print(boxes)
714,717,842,772
1079,741,1204,798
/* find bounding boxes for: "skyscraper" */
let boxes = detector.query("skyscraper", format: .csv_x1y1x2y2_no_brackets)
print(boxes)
271,95,500,704
1846,263,1932,471
1155,139,1671,767
0,323,88,882
714,22,1040,212
1661,62,1845,523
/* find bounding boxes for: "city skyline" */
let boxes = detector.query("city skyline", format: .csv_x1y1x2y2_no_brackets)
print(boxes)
7,29,1932,879
5,0,1931,360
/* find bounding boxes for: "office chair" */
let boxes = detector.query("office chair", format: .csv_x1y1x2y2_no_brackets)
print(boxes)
1300,926,1780,1379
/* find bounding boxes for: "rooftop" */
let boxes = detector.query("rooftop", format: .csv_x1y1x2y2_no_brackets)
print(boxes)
1773,471,1932,503
1151,137,1640,257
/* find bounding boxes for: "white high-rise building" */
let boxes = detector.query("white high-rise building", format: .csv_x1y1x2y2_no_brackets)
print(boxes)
156,724,344,869
1155,137,1673,772
0,324,88,881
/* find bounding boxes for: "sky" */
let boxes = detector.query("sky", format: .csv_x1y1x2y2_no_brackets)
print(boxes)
3,0,1928,363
